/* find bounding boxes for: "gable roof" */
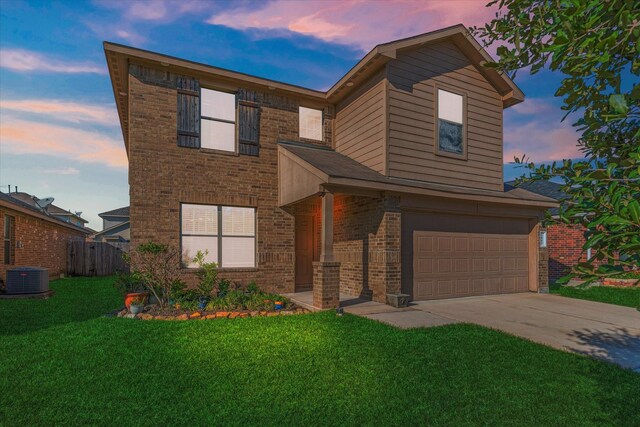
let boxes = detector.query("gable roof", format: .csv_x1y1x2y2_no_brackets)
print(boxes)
99,206,130,218
93,220,130,238
279,141,556,209
8,192,88,223
505,180,567,215
105,24,523,152
0,192,90,234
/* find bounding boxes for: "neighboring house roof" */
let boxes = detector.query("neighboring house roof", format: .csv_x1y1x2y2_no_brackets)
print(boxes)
105,24,523,152
93,220,130,238
99,206,130,218
7,192,88,224
505,180,567,215
0,192,91,234
279,141,557,208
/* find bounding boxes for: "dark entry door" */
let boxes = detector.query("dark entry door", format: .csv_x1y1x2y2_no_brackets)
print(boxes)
295,215,314,291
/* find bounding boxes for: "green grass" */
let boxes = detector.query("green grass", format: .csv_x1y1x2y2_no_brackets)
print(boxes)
551,282,640,308
1,277,638,426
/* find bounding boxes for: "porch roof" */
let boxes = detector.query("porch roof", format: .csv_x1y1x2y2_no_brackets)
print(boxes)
277,141,558,209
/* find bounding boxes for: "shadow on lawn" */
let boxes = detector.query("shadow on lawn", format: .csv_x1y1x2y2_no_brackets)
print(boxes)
566,327,640,371
0,277,121,336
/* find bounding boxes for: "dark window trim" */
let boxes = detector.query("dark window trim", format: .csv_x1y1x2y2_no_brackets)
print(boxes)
434,85,468,161
180,203,256,269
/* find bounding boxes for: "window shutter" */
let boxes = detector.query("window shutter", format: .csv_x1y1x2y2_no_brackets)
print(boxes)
177,76,200,148
238,101,260,156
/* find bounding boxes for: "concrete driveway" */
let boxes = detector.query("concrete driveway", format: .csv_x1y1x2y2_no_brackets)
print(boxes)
347,293,640,371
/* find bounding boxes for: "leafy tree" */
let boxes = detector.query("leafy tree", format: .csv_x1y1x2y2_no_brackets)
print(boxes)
473,0,639,282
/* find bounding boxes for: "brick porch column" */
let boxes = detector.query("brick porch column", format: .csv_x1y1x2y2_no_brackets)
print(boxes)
313,191,340,309
313,261,340,309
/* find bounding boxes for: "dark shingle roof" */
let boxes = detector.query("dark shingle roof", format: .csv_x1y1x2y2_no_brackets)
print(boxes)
8,192,88,222
505,180,566,215
0,192,90,234
99,206,130,217
280,141,557,205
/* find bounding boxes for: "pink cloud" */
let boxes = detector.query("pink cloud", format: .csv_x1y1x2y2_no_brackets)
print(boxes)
0,49,106,74
503,120,583,163
208,0,498,51
1,99,118,125
43,167,80,175
0,116,127,168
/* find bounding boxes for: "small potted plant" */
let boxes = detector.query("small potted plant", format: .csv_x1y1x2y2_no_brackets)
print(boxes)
129,296,146,315
114,272,148,310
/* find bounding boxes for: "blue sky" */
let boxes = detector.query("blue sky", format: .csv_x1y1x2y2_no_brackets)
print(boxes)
0,0,581,230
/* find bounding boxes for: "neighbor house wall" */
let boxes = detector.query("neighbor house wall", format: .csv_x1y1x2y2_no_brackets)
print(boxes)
0,205,86,283
386,41,504,190
546,223,593,284
127,63,332,292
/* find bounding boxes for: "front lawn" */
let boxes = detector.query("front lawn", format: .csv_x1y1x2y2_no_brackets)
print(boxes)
1,277,638,426
551,282,640,308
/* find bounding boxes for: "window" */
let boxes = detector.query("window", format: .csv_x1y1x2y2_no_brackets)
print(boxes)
201,88,236,152
181,204,255,268
299,106,322,141
539,230,547,248
436,89,465,156
4,215,14,265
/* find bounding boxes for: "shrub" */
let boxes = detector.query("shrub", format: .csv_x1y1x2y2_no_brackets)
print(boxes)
131,242,182,309
192,250,218,298
218,279,231,297
113,272,145,295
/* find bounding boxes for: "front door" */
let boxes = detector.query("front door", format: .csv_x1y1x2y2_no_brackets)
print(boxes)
295,215,314,291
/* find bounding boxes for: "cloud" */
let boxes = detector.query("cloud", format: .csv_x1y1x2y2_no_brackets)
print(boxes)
0,116,127,168
0,49,106,74
93,0,215,23
0,99,118,125
207,0,498,51
43,167,80,175
503,120,583,163
511,97,561,116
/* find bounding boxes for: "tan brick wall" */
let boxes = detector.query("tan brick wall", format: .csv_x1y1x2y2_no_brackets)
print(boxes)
312,261,340,309
333,194,401,302
0,206,86,283
127,64,332,293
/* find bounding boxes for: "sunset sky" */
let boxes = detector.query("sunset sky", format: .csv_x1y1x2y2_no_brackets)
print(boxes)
0,0,581,230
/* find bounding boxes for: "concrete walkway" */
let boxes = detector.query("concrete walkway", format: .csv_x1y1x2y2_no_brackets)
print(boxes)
286,291,640,371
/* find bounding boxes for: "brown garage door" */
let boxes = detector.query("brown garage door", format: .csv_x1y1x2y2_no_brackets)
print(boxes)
402,212,532,300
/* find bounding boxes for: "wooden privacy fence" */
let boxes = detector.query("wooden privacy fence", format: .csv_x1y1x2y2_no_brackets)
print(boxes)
67,241,129,276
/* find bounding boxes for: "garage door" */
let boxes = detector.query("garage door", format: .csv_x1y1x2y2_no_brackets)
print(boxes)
402,212,532,300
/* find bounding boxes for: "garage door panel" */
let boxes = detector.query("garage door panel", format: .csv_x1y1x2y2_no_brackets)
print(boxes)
412,228,529,300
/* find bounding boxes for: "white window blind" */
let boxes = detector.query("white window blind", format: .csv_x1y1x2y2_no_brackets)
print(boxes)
181,204,255,268
200,88,236,152
299,106,322,141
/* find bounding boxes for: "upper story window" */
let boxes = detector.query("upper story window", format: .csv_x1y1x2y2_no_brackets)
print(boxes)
299,106,323,141
436,89,465,157
201,88,236,152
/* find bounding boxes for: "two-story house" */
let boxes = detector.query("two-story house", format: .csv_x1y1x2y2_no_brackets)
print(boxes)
93,206,130,244
105,24,556,309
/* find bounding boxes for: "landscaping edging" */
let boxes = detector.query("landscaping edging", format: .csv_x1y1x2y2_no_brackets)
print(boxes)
112,307,309,320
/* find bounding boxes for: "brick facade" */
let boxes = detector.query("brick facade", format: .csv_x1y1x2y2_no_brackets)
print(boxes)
0,205,86,283
127,64,332,293
538,227,550,292
546,223,589,283
333,195,401,302
312,261,340,309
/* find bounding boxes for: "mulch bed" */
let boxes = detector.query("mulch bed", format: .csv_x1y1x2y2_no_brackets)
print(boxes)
109,305,309,320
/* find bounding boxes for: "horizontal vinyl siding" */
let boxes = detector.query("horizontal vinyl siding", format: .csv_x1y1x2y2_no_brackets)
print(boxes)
387,41,504,191
335,72,386,174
